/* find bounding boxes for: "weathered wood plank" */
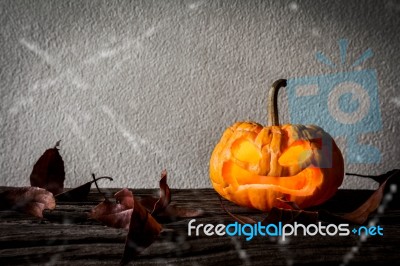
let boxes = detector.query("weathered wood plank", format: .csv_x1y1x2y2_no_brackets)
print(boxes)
0,187,399,265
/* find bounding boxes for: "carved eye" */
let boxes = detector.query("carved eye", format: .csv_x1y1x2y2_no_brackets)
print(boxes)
279,140,313,167
232,138,261,164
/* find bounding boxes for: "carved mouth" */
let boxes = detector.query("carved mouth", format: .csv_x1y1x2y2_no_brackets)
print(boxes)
221,161,323,196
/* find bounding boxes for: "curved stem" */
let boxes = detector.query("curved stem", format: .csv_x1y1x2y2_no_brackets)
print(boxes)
345,172,373,178
267,79,287,126
91,174,113,201
91,176,114,183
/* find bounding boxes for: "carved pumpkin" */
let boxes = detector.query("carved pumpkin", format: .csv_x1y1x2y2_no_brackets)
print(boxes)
209,79,344,211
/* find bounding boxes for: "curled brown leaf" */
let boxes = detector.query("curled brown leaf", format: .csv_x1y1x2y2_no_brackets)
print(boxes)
139,170,203,221
151,170,170,215
90,188,163,264
89,171,203,263
140,170,170,214
342,169,400,224
121,195,162,265
155,204,204,222
89,188,134,229
0,187,55,218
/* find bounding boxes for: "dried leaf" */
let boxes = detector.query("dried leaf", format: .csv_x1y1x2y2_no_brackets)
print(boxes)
121,196,162,265
151,170,170,214
155,204,204,222
0,187,55,218
90,187,162,264
342,169,400,224
89,188,134,229
30,141,65,195
56,176,113,202
140,170,170,214
139,170,203,221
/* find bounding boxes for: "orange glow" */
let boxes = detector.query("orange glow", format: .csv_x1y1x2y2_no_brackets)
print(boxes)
279,141,312,167
231,138,261,164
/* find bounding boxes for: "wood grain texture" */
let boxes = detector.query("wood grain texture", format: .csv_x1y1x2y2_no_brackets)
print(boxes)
0,187,399,265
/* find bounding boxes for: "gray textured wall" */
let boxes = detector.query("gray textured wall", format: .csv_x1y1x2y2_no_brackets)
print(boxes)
1,0,399,189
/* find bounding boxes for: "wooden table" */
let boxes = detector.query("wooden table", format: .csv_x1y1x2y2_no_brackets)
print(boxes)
0,188,399,265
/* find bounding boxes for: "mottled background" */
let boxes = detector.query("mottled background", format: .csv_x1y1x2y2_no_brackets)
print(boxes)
1,0,399,189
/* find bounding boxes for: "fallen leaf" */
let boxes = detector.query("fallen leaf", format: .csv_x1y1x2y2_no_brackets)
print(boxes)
151,170,170,214
121,196,162,265
140,170,170,214
30,141,65,195
134,170,203,222
0,187,55,218
142,170,203,221
155,204,204,222
342,169,400,224
56,176,113,202
89,188,134,229
90,170,203,230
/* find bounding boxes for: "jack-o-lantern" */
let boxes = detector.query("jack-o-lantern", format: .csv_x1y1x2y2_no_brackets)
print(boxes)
209,79,344,211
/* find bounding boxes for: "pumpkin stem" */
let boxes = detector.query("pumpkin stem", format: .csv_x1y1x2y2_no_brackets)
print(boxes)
267,79,287,126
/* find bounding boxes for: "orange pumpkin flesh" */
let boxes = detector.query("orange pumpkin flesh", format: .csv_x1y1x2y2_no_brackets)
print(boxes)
209,79,344,211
